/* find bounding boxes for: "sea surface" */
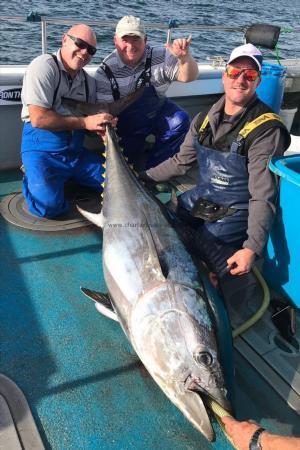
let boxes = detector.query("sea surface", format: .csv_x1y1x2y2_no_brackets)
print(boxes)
1,0,300,65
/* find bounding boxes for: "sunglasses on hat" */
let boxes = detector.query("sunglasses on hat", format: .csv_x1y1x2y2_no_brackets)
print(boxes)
67,34,97,56
225,65,260,82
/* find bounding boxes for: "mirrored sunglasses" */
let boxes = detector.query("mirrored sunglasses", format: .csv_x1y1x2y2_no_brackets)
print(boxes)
67,34,97,56
225,66,260,82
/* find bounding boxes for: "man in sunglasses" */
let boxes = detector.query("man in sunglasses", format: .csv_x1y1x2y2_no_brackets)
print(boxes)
142,43,290,289
95,15,198,170
21,24,117,218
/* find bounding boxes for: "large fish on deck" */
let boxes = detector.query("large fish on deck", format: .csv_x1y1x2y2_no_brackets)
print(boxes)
78,125,233,441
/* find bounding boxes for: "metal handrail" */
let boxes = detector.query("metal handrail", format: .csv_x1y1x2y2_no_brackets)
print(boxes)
0,14,245,30
1,14,299,55
0,14,247,54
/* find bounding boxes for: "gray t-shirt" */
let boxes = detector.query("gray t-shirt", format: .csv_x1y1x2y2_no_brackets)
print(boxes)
148,95,290,256
95,45,179,102
21,50,96,122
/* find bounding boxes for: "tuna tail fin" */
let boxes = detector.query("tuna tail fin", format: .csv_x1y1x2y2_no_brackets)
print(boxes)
61,87,144,117
108,87,144,116
76,205,104,228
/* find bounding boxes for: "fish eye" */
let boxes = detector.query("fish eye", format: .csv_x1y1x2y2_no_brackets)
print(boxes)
194,351,213,367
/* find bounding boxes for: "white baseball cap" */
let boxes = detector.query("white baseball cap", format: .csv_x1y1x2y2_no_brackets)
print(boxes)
227,43,263,71
115,16,146,39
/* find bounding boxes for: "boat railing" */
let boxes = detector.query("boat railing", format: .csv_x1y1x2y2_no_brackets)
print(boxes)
0,13,247,55
2,12,300,58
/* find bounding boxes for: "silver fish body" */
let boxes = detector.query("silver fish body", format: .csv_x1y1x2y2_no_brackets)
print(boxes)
79,126,232,441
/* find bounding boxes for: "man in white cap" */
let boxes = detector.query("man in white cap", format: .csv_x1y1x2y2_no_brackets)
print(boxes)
142,43,290,289
95,15,198,169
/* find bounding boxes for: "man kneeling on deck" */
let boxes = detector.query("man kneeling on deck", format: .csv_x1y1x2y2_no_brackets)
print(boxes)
141,43,291,286
20,24,117,218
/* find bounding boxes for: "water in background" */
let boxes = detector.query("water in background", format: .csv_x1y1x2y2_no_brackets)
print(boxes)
1,0,300,65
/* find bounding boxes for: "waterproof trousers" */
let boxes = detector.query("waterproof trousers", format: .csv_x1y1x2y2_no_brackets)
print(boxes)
22,149,104,218
117,98,189,169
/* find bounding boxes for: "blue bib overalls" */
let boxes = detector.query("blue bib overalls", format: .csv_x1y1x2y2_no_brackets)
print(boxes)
21,123,104,218
179,137,250,277
117,85,189,169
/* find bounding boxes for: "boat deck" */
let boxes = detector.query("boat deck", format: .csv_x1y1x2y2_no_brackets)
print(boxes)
1,170,300,449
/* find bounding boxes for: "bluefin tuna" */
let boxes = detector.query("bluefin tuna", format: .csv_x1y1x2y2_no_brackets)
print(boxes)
78,125,233,441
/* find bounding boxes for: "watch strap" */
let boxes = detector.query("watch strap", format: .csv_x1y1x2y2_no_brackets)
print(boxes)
249,427,265,450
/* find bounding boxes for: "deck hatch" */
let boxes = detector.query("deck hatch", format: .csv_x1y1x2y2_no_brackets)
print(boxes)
0,190,101,232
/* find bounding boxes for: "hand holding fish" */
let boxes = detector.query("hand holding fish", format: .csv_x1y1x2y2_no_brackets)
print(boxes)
83,113,118,137
221,416,300,450
221,416,262,450
166,35,192,61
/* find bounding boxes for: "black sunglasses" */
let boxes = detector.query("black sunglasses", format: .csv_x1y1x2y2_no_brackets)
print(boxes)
67,34,97,56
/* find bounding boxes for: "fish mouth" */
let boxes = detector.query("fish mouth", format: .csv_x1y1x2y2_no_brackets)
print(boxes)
184,376,232,414
185,374,232,413
174,375,232,441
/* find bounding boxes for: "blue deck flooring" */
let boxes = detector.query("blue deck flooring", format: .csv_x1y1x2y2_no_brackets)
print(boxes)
0,171,234,450
1,170,299,449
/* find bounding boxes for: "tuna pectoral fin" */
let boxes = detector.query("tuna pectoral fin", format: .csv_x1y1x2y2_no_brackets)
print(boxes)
80,287,118,322
76,206,104,228
178,390,214,441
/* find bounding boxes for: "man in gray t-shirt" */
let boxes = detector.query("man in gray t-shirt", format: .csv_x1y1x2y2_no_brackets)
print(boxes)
21,23,117,218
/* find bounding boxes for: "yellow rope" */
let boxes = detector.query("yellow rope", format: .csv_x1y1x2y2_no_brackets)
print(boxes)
207,398,235,446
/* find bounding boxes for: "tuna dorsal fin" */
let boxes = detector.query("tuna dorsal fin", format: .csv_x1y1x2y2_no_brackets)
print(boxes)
80,287,118,322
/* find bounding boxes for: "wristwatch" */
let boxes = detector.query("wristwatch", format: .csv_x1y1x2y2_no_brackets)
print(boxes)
249,427,265,450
